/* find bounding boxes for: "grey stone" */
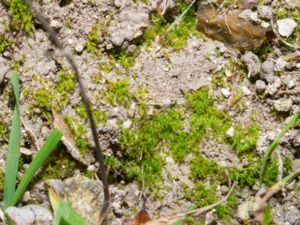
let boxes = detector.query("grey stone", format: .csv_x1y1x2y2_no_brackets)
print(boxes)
292,159,300,171
266,78,281,95
0,65,9,82
294,133,300,146
242,86,251,95
274,57,288,72
257,5,272,19
75,43,85,53
255,80,266,92
273,98,293,112
261,60,274,75
221,88,231,98
284,205,299,224
108,8,149,47
277,18,298,37
239,9,252,20
5,205,53,225
241,51,261,78
64,175,104,225
243,0,259,8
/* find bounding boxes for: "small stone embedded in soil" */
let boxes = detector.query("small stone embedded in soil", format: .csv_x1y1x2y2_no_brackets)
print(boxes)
197,4,269,51
221,88,231,98
226,126,235,137
75,43,85,53
242,86,251,95
273,98,293,112
277,18,298,37
5,205,53,225
266,78,281,95
241,51,261,78
274,57,288,72
257,5,272,19
255,80,266,92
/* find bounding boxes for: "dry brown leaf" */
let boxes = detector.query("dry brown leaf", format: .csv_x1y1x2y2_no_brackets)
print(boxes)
123,209,151,225
52,110,94,165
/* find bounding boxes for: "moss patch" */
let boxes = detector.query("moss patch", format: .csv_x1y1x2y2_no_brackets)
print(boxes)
0,35,13,53
113,87,262,189
103,77,134,106
8,0,34,34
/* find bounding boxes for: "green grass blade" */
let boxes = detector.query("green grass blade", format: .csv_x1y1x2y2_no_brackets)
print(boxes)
3,71,20,210
260,111,300,183
49,187,91,225
12,128,62,205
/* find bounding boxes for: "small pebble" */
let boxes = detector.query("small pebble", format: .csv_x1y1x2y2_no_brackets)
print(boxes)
255,80,266,92
273,98,293,112
221,88,231,98
75,43,84,53
277,18,298,37
242,86,251,96
226,127,235,137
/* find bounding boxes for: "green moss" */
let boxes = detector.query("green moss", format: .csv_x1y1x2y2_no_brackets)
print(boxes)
64,115,90,154
256,43,273,61
190,155,222,181
276,7,288,19
143,2,201,50
54,67,76,108
0,35,13,53
99,61,113,73
186,181,237,220
0,168,4,191
104,77,134,106
0,121,8,140
75,104,107,125
41,147,77,179
33,87,54,109
226,123,260,154
110,50,136,69
8,0,34,34
86,23,100,54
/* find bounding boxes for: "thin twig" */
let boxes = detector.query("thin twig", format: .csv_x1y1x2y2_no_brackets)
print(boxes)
23,0,110,223
145,182,236,225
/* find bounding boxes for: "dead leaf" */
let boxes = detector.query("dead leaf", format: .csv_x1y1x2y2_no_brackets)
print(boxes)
123,209,151,225
52,110,94,165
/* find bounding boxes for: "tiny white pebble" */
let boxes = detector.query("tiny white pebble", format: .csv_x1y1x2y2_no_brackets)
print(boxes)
221,88,231,98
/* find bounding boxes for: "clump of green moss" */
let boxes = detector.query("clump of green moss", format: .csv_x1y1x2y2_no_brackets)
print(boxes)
0,35,13,53
185,181,237,220
0,121,8,140
75,103,107,125
119,108,185,186
41,147,78,179
8,0,34,34
33,87,55,109
86,23,100,54
64,115,90,154
0,168,5,191
104,77,134,106
186,87,231,141
110,49,136,69
226,123,260,154
55,67,76,107
144,2,201,50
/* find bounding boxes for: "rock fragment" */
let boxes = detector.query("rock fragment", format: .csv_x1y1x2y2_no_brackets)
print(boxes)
221,88,231,98
5,205,53,225
257,5,272,19
273,98,293,112
277,18,298,37
255,80,266,92
241,51,261,78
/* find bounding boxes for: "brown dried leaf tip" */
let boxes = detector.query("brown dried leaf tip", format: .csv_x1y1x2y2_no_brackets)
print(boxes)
123,209,151,225
123,194,150,225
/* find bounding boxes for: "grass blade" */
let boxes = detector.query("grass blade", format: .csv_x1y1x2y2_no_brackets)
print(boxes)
12,128,62,205
259,111,300,183
49,187,91,225
3,71,20,210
